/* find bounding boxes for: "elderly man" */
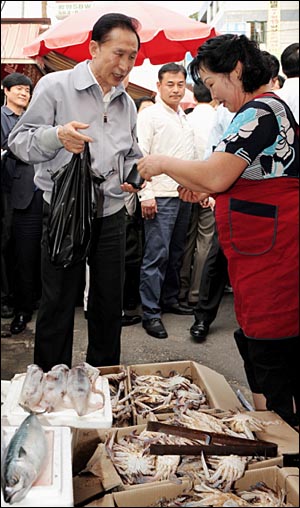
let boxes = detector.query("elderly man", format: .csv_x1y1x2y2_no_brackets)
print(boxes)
8,13,143,370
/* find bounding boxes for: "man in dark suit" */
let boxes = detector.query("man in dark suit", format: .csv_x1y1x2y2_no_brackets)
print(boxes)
1,73,43,334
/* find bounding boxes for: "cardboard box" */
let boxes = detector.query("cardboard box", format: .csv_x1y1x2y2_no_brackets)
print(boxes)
2,374,112,429
127,361,243,424
1,424,73,507
72,424,147,504
84,494,115,507
72,411,297,505
72,424,190,505
107,480,191,507
71,362,299,505
89,467,299,507
249,410,299,469
235,466,299,506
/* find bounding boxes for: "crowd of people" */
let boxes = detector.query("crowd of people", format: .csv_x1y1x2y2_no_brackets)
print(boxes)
1,12,299,428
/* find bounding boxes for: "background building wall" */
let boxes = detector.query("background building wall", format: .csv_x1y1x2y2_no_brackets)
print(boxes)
196,1,299,61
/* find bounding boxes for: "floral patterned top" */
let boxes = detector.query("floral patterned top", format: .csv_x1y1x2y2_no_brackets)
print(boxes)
215,94,299,180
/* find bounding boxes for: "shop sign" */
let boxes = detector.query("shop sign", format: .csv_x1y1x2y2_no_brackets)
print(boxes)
55,1,94,19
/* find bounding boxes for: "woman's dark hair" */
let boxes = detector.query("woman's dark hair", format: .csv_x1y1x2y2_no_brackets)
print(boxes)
158,62,187,81
2,72,33,93
188,34,272,93
92,13,141,50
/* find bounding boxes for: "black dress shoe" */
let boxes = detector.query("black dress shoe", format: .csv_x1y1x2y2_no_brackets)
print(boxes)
190,320,210,341
142,318,168,339
162,303,194,316
10,313,32,335
122,314,142,327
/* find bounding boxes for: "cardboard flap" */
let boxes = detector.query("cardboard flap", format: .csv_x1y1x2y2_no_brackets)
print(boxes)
113,479,191,507
253,411,299,455
193,363,243,410
73,474,103,506
84,443,123,492
85,494,115,507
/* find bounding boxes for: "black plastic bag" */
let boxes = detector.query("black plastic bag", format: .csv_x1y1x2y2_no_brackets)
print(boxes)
47,142,93,268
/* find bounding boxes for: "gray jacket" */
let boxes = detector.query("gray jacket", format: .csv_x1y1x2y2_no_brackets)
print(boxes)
8,60,142,217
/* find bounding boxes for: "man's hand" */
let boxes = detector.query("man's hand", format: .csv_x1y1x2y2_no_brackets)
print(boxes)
141,198,157,220
57,121,93,153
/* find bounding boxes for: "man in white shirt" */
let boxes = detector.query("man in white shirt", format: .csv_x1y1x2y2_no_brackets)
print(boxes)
137,63,195,339
179,82,216,306
277,43,299,123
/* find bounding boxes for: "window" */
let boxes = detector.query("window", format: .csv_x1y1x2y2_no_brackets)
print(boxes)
249,21,267,44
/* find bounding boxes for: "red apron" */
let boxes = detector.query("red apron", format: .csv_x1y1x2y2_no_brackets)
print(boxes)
215,177,299,339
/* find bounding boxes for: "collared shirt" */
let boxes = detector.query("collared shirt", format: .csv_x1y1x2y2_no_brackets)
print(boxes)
137,96,195,201
276,77,299,124
87,62,116,102
187,103,216,160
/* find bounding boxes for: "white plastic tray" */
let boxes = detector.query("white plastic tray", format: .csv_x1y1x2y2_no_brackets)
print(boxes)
2,374,112,429
1,424,73,507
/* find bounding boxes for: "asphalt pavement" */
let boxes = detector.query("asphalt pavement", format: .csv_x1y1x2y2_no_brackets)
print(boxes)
1,292,253,406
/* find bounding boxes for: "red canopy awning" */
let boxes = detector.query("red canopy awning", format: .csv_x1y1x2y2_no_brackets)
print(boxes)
22,3,217,66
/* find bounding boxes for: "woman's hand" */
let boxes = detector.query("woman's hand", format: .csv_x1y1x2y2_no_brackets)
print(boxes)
137,155,165,181
178,185,207,203
120,183,140,193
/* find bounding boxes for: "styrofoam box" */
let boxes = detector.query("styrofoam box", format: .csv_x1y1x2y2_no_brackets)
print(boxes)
2,374,112,429
1,424,73,507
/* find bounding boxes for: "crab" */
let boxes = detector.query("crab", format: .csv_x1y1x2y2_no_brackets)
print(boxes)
173,408,230,434
201,452,247,492
106,434,156,484
222,412,270,439
193,487,252,507
153,454,181,481
238,481,292,507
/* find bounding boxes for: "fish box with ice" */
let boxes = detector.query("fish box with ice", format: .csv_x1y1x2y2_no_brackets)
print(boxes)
2,363,112,428
1,419,73,507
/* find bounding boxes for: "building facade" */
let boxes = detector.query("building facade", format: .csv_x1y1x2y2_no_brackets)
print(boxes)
194,1,299,60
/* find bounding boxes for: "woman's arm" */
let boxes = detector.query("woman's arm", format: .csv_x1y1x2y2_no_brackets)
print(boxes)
137,151,247,194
